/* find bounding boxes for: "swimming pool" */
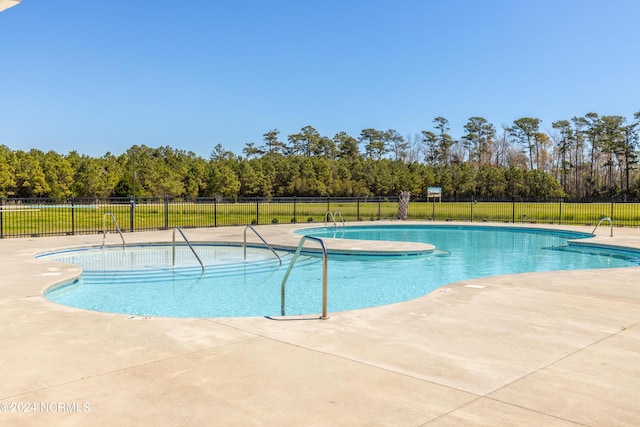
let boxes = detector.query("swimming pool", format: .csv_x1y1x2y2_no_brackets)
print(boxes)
43,225,640,318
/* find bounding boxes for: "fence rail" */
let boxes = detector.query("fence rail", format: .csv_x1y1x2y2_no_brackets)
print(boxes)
1,196,639,238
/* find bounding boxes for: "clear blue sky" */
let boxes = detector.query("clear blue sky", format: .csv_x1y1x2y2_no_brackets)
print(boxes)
1,0,639,158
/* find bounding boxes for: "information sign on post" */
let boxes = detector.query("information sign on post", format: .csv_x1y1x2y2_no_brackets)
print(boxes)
427,187,442,202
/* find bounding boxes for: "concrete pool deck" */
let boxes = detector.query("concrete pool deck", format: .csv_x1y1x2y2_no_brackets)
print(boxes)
0,221,639,426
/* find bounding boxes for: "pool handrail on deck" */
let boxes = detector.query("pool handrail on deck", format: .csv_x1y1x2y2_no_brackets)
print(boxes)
173,227,205,275
280,235,329,320
592,217,613,237
243,225,282,267
324,211,345,228
102,212,125,248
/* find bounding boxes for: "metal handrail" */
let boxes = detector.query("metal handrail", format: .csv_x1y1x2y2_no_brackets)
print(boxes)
592,217,613,237
324,211,345,228
324,211,336,227
243,225,282,267
280,235,329,319
102,212,125,248
173,227,205,275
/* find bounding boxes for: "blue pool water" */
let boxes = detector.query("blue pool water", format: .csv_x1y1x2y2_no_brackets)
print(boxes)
43,225,640,318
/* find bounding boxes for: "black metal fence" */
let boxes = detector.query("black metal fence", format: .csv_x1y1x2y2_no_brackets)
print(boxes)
1,196,639,238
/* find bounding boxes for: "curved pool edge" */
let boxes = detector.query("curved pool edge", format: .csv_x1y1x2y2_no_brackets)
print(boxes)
8,221,638,312
35,222,640,320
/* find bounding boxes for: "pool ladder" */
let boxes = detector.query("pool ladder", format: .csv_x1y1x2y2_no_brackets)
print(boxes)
280,235,329,320
592,217,613,237
173,227,205,275
325,211,345,228
102,212,125,248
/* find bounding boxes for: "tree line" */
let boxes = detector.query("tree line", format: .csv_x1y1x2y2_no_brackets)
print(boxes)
1,112,638,200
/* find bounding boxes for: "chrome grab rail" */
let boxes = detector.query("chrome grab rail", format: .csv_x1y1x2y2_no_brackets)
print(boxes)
102,212,125,248
324,211,336,227
280,235,329,319
243,225,282,267
592,217,613,237
173,227,205,275
324,211,345,228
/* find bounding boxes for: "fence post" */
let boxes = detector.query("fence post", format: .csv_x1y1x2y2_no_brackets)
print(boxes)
163,195,169,230
512,198,516,223
611,201,615,223
293,196,297,223
356,197,360,221
214,198,217,227
0,197,3,238
378,196,381,220
470,197,474,222
71,197,76,235
432,198,435,221
130,196,135,232
558,198,562,225
256,198,259,225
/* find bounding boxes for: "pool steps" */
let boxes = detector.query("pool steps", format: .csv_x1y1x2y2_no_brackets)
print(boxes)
77,253,318,284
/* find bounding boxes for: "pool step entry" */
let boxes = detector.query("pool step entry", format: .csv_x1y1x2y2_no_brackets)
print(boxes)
80,253,318,283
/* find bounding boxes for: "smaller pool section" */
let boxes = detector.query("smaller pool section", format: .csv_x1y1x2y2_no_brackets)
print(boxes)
43,226,640,318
